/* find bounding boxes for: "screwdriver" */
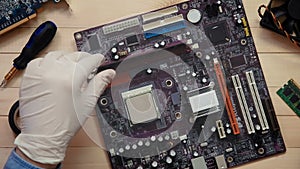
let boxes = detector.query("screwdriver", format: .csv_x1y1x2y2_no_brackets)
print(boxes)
0,21,57,88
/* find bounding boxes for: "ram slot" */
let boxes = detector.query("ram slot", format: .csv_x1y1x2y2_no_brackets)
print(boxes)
232,75,255,134
246,71,269,130
213,58,240,135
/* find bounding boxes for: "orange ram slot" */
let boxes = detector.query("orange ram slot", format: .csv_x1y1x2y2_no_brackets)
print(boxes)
213,58,240,135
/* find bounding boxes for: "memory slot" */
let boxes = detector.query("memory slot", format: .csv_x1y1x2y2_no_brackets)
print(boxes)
232,75,255,134
213,58,240,135
142,6,179,22
143,14,186,39
102,17,140,35
246,71,269,131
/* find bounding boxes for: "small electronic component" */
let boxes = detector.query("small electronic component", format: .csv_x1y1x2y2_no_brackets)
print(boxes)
191,156,208,169
277,79,300,116
229,55,247,68
126,35,139,46
216,120,226,139
205,21,230,45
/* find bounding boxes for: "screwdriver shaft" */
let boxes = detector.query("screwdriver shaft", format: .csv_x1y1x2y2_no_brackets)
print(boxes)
0,67,18,88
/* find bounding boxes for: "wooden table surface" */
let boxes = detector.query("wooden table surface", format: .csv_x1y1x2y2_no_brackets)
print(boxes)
1,0,299,168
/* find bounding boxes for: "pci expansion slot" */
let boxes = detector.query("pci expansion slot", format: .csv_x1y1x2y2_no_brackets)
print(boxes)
214,58,240,135
246,70,269,131
232,74,255,134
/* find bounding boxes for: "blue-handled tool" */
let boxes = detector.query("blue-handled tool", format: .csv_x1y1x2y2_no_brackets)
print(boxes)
0,21,57,88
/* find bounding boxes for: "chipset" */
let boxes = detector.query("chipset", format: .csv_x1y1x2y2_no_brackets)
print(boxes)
229,55,247,68
205,21,230,45
121,85,160,124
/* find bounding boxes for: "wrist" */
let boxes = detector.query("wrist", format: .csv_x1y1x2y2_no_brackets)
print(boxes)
16,147,59,169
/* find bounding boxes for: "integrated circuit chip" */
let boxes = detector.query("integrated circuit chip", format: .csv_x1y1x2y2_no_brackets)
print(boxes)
229,55,247,68
205,21,230,45
88,34,101,51
126,35,139,46
121,85,160,124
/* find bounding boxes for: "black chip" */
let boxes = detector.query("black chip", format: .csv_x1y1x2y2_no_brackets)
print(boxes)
205,22,230,45
126,35,139,46
88,34,100,51
171,92,181,105
289,95,299,104
229,56,247,68
283,87,293,96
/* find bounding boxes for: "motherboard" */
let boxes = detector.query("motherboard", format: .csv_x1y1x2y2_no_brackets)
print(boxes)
74,0,286,168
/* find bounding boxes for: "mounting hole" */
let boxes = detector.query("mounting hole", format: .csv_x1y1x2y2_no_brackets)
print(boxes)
166,79,173,87
75,33,83,40
182,3,189,10
227,156,234,163
258,148,265,155
110,131,117,138
100,98,108,106
240,39,247,46
196,52,202,58
53,0,61,3
175,112,182,120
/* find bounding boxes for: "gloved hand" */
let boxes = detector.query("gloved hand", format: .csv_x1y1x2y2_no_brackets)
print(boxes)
14,51,115,165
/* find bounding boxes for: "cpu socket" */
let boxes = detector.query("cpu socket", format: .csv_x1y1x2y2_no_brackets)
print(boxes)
121,85,160,125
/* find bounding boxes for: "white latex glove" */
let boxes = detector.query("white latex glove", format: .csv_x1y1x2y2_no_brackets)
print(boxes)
14,51,115,164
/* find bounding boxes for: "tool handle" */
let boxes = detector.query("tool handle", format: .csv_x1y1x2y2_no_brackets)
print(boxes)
13,21,57,70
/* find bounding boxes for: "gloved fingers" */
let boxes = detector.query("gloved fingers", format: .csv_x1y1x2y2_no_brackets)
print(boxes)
63,52,88,62
40,51,68,67
20,58,44,92
25,58,44,74
77,53,105,74
72,53,105,90
83,69,116,112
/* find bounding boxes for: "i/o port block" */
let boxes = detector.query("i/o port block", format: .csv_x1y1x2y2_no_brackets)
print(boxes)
246,70,269,131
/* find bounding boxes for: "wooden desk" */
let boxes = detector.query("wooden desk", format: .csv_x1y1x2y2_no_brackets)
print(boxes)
1,0,299,168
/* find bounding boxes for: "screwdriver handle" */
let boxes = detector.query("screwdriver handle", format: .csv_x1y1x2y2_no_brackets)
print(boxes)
13,21,57,70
